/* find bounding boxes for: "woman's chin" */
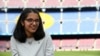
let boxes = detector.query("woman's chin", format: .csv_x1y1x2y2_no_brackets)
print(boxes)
30,30,36,33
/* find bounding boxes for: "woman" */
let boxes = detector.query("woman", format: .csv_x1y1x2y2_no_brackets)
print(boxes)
10,8,54,56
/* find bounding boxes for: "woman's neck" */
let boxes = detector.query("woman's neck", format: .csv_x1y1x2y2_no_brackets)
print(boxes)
26,32,33,38
27,35,33,38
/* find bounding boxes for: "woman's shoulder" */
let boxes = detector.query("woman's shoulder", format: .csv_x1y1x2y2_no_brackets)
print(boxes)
44,31,51,36
10,36,15,40
44,31,52,39
10,36,18,42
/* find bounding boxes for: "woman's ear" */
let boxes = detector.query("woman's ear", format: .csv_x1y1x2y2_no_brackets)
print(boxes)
21,21,24,26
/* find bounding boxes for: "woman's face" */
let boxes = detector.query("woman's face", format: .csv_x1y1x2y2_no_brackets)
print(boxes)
22,12,39,35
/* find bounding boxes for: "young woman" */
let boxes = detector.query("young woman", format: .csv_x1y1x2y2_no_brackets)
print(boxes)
10,8,54,56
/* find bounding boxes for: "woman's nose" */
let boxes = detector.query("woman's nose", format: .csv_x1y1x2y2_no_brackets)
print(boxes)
32,21,37,25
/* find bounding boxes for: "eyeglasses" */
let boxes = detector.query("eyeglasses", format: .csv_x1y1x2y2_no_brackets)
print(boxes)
25,18,39,23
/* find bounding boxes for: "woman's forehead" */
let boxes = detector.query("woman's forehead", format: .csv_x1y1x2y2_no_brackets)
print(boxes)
26,12,39,19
